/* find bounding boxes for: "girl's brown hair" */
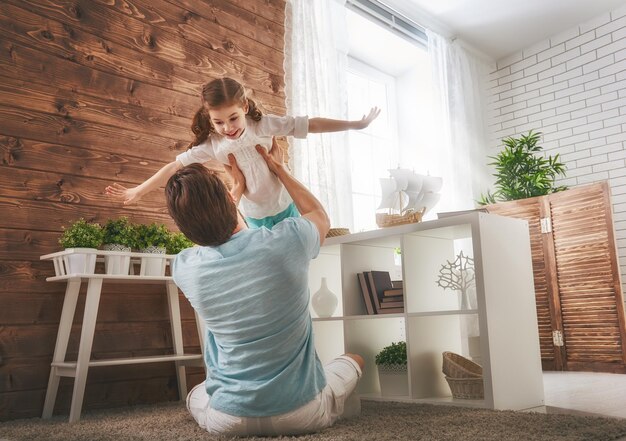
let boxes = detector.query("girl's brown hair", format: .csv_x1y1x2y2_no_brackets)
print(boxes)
188,107,212,148
165,164,238,247
189,78,263,147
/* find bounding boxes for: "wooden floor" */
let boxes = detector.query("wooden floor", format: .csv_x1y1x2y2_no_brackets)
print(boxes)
536,371,626,419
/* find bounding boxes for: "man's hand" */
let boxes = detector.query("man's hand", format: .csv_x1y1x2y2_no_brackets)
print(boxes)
223,153,246,204
105,183,141,205
256,138,286,176
257,139,330,242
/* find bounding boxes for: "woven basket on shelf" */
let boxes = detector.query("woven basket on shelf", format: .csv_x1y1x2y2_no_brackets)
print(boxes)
444,376,484,399
326,228,350,238
442,351,484,400
442,351,482,378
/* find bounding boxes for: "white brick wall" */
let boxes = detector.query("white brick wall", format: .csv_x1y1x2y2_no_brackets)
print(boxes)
485,5,626,295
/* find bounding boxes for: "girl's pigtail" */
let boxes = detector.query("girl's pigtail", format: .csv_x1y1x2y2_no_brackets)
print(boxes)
246,98,263,122
188,107,213,149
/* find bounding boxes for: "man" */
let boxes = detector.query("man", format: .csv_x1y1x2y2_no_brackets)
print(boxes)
165,141,364,436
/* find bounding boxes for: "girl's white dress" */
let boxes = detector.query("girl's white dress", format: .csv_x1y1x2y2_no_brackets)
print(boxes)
176,115,309,219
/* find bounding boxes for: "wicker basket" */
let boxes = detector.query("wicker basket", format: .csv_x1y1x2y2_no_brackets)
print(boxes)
444,376,484,399
442,351,482,378
326,228,350,238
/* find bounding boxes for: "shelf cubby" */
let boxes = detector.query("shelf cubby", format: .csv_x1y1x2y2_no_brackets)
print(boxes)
344,316,405,396
312,320,345,365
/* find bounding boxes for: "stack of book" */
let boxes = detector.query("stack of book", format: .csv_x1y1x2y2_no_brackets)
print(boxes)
357,270,404,314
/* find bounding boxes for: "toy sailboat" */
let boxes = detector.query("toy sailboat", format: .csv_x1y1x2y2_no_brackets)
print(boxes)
376,168,443,228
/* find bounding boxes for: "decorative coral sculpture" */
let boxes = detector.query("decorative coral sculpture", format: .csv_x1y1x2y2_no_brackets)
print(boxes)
436,251,475,309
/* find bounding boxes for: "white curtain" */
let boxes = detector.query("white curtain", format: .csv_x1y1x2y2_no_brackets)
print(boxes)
426,30,491,212
284,0,354,229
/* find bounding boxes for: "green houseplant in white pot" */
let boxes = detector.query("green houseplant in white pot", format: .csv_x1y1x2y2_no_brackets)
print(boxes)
375,341,408,396
58,218,104,275
136,222,170,276
166,231,195,255
102,216,138,275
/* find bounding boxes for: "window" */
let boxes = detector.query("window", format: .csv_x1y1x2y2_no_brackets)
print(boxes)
346,59,398,232
345,4,432,231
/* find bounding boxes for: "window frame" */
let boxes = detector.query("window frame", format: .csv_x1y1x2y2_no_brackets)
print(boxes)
346,56,400,232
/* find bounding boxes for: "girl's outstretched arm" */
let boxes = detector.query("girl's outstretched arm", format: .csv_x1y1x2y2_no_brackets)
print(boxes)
105,160,183,205
308,106,380,133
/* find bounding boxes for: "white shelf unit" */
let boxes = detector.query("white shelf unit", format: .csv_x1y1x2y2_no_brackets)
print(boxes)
309,212,545,410
39,249,206,423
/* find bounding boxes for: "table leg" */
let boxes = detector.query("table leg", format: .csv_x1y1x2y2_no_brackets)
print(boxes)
42,279,81,418
166,281,187,399
68,278,103,423
194,309,206,361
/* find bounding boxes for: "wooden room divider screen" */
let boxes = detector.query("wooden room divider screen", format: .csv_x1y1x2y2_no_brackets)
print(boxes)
486,181,626,373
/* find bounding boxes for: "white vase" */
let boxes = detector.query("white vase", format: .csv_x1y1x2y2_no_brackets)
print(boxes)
63,248,97,275
140,246,167,276
311,277,338,318
103,244,131,275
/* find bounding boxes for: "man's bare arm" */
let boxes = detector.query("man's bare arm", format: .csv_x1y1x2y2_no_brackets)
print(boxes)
255,143,330,244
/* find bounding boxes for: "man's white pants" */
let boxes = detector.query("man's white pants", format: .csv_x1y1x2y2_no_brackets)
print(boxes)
187,355,362,436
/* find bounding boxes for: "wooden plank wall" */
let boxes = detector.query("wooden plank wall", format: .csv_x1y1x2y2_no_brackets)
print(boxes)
0,0,286,420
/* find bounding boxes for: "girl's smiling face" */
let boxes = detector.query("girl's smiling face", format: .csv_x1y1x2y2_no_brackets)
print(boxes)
207,102,249,140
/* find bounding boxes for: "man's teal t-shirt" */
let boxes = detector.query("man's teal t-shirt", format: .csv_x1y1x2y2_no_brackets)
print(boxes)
172,217,326,417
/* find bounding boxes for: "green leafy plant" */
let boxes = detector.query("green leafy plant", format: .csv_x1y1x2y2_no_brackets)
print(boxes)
59,218,104,249
135,223,170,250
478,131,567,205
102,217,138,248
375,341,407,366
166,232,195,254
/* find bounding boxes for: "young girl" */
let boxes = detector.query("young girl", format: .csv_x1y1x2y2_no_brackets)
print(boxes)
106,77,380,228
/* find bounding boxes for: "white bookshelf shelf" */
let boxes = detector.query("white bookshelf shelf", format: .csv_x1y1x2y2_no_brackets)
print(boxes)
309,212,545,410
407,309,479,318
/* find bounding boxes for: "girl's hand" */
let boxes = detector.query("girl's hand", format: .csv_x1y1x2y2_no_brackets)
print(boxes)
105,183,141,205
355,106,381,129
224,154,246,204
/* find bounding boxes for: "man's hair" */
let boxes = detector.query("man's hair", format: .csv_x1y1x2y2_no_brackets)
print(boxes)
165,164,238,246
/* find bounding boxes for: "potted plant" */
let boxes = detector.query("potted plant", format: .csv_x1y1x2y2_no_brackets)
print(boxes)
102,216,138,275
166,231,195,255
136,222,171,276
58,218,104,275
478,130,567,205
375,341,408,396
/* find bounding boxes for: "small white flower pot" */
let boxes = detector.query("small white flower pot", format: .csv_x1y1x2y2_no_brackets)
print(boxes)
140,246,167,276
63,248,97,275
103,244,131,275
378,364,408,397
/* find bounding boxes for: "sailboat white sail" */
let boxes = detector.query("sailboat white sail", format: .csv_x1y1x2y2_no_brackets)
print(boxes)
376,168,442,227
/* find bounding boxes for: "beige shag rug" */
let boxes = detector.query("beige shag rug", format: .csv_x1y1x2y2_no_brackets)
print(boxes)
2,400,626,441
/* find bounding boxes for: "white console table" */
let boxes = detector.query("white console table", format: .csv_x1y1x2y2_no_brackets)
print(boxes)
40,249,206,423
